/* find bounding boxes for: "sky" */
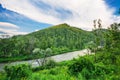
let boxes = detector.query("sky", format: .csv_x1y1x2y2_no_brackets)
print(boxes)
0,0,120,35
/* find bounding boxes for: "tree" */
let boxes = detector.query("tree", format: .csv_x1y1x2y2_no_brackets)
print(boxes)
32,48,53,66
32,48,40,55
32,48,41,66
105,23,120,52
0,38,16,57
93,19,104,62
93,19,104,49
85,41,96,54
41,48,52,66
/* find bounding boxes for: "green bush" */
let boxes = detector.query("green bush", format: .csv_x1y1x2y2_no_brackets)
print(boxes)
81,68,91,79
48,68,59,75
44,59,57,69
0,72,6,80
32,66,44,72
32,59,57,72
68,57,94,76
4,64,32,80
96,52,117,64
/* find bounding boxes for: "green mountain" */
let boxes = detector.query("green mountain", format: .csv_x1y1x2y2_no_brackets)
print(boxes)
0,23,95,61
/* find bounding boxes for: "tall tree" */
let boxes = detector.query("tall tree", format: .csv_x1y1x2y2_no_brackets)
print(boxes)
105,23,120,51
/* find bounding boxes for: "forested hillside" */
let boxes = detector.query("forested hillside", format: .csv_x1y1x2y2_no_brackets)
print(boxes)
0,23,95,62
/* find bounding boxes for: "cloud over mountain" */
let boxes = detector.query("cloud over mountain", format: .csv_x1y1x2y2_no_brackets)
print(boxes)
1,0,120,31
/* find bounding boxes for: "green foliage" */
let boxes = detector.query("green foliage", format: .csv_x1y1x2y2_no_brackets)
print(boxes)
68,57,94,76
4,64,32,80
68,51,119,79
105,23,120,51
96,51,117,65
0,23,120,80
45,48,52,56
32,48,40,55
44,59,57,69
0,23,94,62
1,51,120,80
32,59,57,72
32,66,74,80
0,72,6,80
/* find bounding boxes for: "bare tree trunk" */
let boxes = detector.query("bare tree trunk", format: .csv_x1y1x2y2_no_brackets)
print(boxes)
36,59,41,66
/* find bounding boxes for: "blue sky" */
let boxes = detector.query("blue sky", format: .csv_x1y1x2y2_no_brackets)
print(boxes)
0,0,120,35
105,0,120,15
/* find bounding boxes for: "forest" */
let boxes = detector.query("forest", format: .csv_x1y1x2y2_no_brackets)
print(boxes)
0,23,95,62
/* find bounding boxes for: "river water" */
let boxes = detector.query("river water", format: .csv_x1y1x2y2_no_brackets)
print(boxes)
0,49,91,71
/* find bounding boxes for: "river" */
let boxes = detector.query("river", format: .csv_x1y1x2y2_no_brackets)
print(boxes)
0,49,92,71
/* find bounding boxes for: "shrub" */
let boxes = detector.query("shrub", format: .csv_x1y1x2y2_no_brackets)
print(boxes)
96,52,117,64
68,57,94,76
48,68,59,75
44,59,57,69
4,64,32,80
32,59,57,72
32,66,44,72
81,68,91,79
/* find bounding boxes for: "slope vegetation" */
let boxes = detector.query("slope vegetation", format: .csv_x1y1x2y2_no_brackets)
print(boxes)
0,23,94,62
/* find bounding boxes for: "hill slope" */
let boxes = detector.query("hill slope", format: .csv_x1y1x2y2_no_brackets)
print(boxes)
0,23,95,61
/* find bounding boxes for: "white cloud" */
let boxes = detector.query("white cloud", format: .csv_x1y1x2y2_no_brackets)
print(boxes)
1,0,120,30
1,0,60,24
35,29,40,32
0,22,19,29
112,16,120,23
0,22,27,35
0,28,27,35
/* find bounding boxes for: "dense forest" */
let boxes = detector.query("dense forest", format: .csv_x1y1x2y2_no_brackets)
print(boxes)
0,23,95,62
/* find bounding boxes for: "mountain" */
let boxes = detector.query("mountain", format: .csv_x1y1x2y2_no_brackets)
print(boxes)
0,23,95,60
0,4,51,32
